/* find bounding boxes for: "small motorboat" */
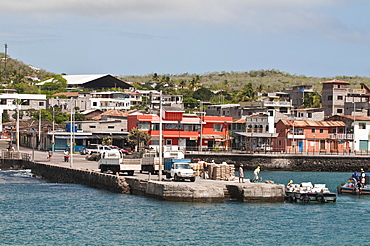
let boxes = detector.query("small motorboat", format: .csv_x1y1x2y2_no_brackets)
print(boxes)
285,182,337,203
337,174,370,195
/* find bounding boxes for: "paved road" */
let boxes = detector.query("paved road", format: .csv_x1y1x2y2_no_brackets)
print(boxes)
0,141,243,185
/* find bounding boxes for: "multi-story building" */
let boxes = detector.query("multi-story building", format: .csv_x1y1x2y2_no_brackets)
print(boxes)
321,79,350,116
274,119,347,153
0,93,47,133
283,85,314,109
127,107,232,152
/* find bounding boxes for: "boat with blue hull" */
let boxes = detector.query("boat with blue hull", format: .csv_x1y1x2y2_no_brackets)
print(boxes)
337,173,370,195
285,182,337,203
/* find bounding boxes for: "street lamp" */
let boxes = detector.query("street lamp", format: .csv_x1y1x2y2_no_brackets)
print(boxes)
70,99,74,168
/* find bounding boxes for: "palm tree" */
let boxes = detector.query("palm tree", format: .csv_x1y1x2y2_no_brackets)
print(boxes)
127,128,151,151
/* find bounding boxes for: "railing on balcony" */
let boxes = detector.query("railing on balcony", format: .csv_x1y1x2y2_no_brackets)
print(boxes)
328,133,353,140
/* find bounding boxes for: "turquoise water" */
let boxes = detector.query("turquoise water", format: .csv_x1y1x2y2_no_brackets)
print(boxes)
0,170,369,245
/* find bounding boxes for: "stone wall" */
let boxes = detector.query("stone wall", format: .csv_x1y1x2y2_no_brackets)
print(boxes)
186,154,370,172
23,161,130,193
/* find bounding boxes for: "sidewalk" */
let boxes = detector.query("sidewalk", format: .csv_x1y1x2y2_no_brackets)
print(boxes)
0,140,99,171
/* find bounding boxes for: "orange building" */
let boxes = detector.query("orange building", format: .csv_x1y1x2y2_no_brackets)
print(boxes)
274,119,347,153
127,108,233,152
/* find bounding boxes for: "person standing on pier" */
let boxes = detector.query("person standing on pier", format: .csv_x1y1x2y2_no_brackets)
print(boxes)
360,168,366,191
253,166,261,182
48,150,53,161
64,149,69,162
239,165,244,183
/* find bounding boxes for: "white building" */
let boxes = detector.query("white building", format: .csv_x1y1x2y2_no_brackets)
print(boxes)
0,93,47,132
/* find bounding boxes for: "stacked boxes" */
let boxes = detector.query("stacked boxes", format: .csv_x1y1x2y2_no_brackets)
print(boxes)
208,162,236,181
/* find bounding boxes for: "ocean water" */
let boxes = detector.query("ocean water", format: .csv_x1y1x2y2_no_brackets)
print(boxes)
0,170,368,246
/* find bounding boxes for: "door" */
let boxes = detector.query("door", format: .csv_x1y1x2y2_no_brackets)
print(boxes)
360,140,368,151
298,141,303,152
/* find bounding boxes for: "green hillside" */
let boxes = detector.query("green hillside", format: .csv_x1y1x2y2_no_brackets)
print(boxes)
0,52,54,93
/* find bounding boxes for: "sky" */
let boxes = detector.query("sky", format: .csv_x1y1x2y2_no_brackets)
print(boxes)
1,0,370,78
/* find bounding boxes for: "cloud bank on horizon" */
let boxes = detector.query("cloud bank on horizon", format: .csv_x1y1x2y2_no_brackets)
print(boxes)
3,0,366,41
1,0,370,77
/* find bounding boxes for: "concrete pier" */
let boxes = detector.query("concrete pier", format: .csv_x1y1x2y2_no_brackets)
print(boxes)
0,143,285,203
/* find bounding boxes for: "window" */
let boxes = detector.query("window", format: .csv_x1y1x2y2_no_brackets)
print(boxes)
338,95,343,100
152,123,160,131
328,95,333,101
214,123,223,132
184,124,200,131
359,123,366,129
89,125,96,128
0,99,5,105
320,129,324,133
108,126,114,129
337,109,343,114
166,139,172,145
311,129,316,133
138,122,150,131
39,102,44,106
308,113,312,118
92,102,97,106
278,140,282,146
151,140,159,145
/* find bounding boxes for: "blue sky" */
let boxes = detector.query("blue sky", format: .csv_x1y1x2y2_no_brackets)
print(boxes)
1,0,370,78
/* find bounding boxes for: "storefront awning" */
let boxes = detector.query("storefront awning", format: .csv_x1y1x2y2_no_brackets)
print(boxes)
235,132,279,138
55,135,89,139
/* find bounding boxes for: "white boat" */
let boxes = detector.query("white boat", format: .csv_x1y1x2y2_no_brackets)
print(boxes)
285,182,337,203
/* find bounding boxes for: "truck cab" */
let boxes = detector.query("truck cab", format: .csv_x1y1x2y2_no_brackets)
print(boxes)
164,158,196,182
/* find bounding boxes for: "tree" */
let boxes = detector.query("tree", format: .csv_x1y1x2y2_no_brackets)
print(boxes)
183,97,199,109
303,92,321,108
193,87,214,101
102,137,113,146
127,128,151,151
2,110,10,123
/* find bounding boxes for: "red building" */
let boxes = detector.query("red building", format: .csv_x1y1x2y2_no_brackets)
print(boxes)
274,119,347,153
127,107,233,152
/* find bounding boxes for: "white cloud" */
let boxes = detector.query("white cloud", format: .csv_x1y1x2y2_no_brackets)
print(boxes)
2,0,367,42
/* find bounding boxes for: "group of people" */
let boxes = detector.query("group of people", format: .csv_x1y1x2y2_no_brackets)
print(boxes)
45,149,69,162
351,168,366,191
238,165,260,183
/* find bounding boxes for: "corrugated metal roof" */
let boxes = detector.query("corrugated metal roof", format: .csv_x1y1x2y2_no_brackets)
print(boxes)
280,120,345,127
321,79,349,84
39,74,109,85
332,115,370,121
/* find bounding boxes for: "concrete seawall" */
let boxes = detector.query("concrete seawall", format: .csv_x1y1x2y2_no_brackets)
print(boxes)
1,159,285,203
186,154,370,172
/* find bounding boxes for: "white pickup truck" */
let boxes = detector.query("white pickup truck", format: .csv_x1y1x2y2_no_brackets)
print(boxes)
98,149,140,176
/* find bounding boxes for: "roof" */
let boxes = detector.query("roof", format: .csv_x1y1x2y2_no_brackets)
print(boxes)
280,120,345,127
92,109,136,120
38,74,132,89
329,115,370,121
233,118,246,124
321,79,350,84
53,92,80,97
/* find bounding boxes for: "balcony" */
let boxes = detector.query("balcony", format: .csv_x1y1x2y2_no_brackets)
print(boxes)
328,133,353,140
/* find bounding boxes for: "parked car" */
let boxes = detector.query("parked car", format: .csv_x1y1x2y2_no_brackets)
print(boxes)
79,147,87,155
109,146,129,156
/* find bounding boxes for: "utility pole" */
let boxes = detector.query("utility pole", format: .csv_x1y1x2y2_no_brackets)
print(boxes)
2,44,8,81
158,91,163,181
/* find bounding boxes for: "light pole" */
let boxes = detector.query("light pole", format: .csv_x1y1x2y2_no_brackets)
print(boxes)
178,120,181,151
158,91,163,181
51,106,55,152
70,99,74,168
